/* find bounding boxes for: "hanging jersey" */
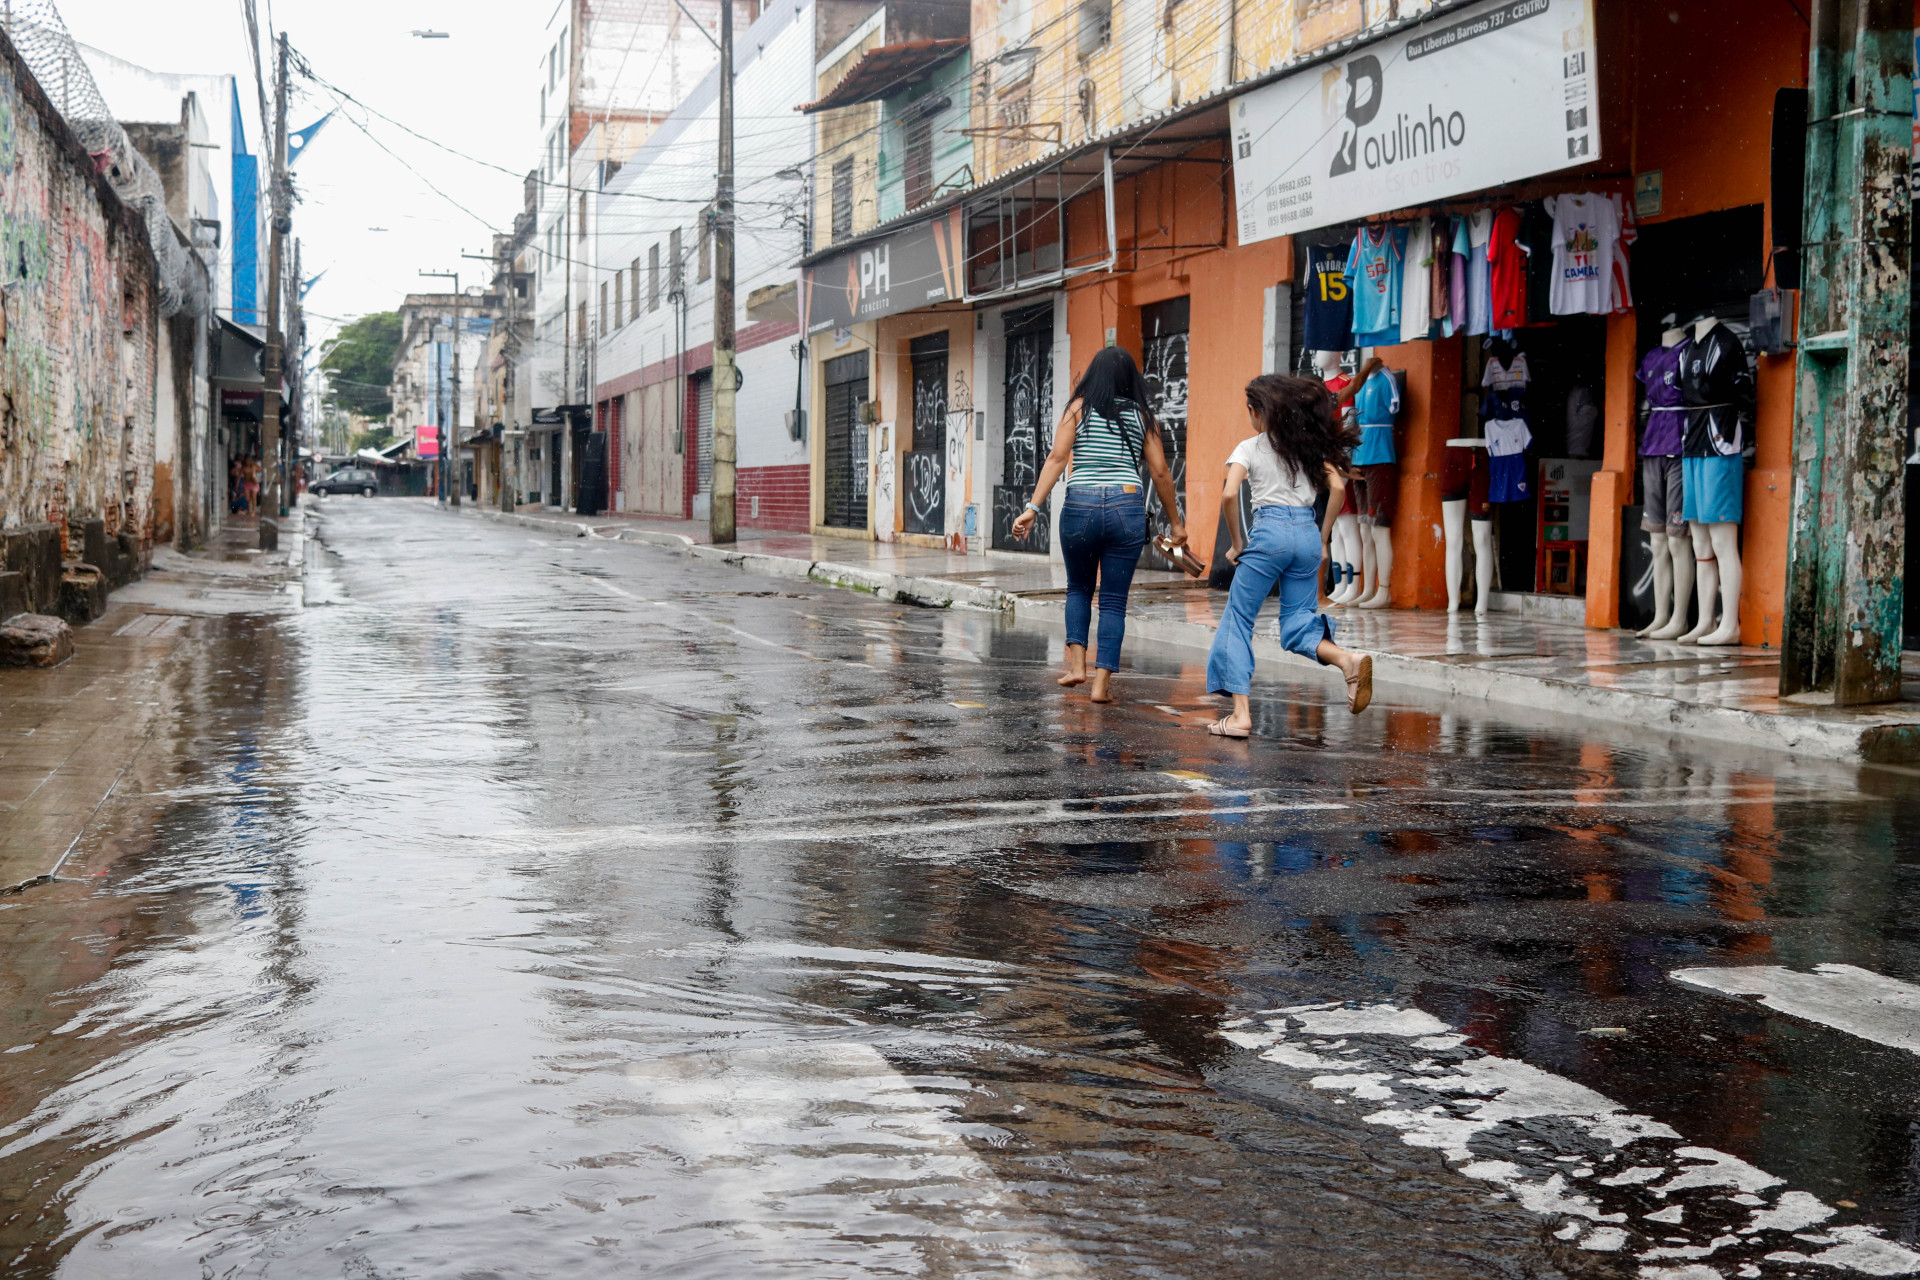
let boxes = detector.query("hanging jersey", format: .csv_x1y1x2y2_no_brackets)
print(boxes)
1520,202,1557,323
1482,354,1531,395
1636,342,1688,456
1547,193,1620,316
1485,410,1532,504
1302,245,1353,352
1488,208,1527,330
1400,216,1433,343
1346,225,1403,341
1350,371,1401,466
1679,325,1754,458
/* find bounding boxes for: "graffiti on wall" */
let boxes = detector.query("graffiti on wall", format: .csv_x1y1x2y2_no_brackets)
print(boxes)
0,55,158,548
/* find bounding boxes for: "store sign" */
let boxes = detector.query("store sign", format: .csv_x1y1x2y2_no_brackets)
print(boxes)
803,207,965,335
415,425,440,458
1231,0,1599,243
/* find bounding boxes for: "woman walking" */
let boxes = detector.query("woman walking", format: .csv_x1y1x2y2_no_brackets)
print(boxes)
1009,346,1187,704
1206,374,1374,737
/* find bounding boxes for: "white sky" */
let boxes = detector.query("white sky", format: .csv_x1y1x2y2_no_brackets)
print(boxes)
64,0,555,355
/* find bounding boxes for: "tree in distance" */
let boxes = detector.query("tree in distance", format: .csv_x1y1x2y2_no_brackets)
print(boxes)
320,312,402,421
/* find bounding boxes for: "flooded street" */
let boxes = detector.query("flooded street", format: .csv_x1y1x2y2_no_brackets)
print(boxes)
3,499,1918,1278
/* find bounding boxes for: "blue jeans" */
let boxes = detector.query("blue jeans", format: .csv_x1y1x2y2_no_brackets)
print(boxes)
1206,505,1335,696
1059,484,1147,672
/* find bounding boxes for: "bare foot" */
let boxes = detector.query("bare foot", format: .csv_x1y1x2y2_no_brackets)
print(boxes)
1089,670,1115,703
1057,668,1088,686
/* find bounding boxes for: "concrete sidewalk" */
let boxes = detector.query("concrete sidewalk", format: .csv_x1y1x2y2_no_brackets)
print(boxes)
457,502,1920,765
0,513,306,892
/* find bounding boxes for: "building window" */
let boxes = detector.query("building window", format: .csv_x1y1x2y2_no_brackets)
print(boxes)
831,156,854,242
698,210,712,282
599,281,608,336
629,259,640,322
903,98,947,210
613,271,623,328
1077,0,1111,57
668,228,683,296
648,243,661,311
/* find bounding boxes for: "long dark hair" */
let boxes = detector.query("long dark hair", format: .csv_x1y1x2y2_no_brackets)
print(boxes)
1244,373,1360,490
1070,345,1158,436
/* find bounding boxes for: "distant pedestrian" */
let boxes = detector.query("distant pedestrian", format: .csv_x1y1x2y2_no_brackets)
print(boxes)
1205,374,1374,737
243,455,261,516
1009,346,1187,703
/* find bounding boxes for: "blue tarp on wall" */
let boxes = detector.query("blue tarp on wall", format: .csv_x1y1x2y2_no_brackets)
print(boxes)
231,84,259,325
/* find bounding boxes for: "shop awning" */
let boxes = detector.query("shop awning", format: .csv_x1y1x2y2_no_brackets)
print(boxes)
798,39,966,113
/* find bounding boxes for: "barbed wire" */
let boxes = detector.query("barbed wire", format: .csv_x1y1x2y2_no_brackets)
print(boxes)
1,0,194,318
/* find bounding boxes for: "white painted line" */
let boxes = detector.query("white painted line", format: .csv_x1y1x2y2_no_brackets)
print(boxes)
1217,1002,1920,1275
1670,964,1920,1054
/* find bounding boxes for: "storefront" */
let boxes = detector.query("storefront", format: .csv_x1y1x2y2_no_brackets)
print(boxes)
1221,0,1809,645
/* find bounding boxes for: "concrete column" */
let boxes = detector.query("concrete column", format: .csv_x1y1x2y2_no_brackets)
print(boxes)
1780,0,1912,704
1584,312,1640,630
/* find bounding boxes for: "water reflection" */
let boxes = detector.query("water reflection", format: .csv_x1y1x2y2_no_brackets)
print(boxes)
0,503,1915,1277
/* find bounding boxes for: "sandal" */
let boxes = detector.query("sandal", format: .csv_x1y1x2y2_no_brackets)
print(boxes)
1206,717,1250,739
1345,654,1373,715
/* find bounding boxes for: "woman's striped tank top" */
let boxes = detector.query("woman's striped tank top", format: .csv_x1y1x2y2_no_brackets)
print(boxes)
1067,401,1148,487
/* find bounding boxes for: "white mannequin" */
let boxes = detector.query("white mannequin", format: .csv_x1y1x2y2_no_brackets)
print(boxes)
1359,517,1393,608
1441,439,1496,614
1677,316,1744,647
1639,324,1696,640
1314,350,1365,604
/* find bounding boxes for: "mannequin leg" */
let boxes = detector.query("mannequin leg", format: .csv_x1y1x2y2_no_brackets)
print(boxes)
1350,516,1377,605
1636,531,1673,637
1696,523,1743,645
1471,519,1494,616
1647,531,1694,640
1442,499,1466,614
1360,524,1394,608
1677,522,1718,644
1333,513,1361,603
1331,513,1362,603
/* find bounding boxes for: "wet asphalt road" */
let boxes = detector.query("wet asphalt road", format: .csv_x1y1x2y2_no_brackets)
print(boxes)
3,498,1919,1279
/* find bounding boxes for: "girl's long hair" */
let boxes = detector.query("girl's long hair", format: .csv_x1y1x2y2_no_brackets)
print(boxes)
1070,345,1158,437
1245,373,1360,490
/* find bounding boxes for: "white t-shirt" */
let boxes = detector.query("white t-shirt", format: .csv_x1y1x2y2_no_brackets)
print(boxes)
1547,193,1619,316
1400,215,1433,342
1228,433,1317,509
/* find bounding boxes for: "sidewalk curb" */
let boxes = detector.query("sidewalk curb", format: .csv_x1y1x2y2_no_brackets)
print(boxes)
449,503,1917,765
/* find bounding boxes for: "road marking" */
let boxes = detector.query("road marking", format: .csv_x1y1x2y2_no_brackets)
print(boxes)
1670,964,1920,1055
1218,1002,1920,1275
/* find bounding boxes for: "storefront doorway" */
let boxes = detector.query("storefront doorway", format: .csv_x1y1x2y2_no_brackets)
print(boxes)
994,303,1053,552
1140,296,1190,570
905,333,948,536
822,352,869,531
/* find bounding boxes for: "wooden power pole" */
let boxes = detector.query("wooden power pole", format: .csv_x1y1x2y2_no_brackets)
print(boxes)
258,32,289,544
709,0,736,544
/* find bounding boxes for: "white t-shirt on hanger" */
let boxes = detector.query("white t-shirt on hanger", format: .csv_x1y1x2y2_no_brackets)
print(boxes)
1547,193,1619,316
1400,215,1433,342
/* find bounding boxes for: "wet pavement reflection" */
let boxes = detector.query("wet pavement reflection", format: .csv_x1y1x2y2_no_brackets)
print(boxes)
2,499,1917,1278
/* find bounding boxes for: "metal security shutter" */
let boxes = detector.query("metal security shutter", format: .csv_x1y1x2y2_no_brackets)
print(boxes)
695,374,714,495
823,353,868,530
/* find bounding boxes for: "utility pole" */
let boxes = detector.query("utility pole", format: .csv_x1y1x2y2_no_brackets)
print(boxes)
258,32,289,545
1779,0,1911,704
709,0,736,544
420,270,461,506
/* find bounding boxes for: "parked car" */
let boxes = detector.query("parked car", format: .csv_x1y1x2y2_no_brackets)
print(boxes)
314,468,379,497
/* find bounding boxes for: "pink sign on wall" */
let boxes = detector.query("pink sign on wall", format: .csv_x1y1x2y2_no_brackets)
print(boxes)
415,425,440,458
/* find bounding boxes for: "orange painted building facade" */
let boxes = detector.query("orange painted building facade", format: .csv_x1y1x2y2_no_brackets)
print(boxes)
1035,0,1812,644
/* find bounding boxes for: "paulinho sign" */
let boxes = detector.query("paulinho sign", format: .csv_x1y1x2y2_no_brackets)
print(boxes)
1231,0,1599,244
